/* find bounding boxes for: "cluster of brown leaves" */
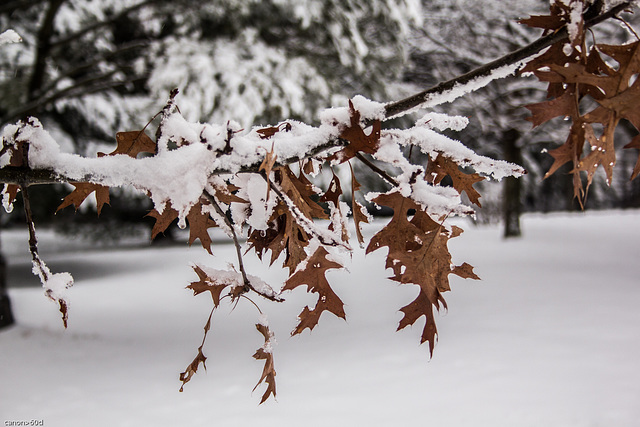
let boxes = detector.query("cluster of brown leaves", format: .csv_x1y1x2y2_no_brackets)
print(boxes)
366,192,479,355
521,0,640,206
48,94,486,403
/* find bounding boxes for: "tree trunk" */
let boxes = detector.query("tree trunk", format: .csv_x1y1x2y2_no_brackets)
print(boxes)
0,230,15,329
502,128,523,238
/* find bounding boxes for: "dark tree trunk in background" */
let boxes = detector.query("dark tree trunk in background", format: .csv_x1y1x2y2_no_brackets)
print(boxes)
0,232,15,328
502,128,523,238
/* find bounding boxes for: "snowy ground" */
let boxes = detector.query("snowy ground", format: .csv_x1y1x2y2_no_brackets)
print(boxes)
1,210,639,427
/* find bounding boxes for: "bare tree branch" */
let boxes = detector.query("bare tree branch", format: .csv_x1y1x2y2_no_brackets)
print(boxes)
27,0,65,100
0,0,47,15
49,0,159,49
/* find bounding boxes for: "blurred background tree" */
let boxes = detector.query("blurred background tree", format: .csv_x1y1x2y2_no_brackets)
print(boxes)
0,0,423,225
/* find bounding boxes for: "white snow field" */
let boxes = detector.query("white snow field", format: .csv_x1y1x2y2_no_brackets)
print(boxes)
1,210,639,426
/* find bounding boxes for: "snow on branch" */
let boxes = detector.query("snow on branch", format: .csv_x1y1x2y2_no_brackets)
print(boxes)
1,0,638,404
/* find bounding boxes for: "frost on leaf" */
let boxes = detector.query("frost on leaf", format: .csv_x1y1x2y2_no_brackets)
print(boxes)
283,246,345,335
366,191,478,355
187,265,229,307
425,154,484,207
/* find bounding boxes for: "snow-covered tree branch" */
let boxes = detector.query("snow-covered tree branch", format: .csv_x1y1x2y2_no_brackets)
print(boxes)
1,0,639,404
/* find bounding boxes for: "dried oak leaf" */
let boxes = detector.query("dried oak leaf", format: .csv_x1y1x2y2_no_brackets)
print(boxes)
259,143,278,198
425,154,484,207
146,203,179,239
5,139,26,167
256,122,291,139
349,165,369,246
247,203,309,273
253,323,277,404
329,100,381,164
186,201,218,255
98,130,157,158
573,121,616,190
187,264,229,306
2,184,20,207
525,88,578,128
518,1,584,44
283,246,345,335
179,309,213,392
56,182,110,215
366,192,478,355
319,170,349,242
318,170,342,206
397,288,438,351
277,166,328,220
211,183,247,205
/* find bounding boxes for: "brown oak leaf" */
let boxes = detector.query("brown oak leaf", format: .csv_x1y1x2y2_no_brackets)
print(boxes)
366,192,478,354
56,182,110,215
425,154,484,207
187,264,229,307
256,122,291,139
247,203,310,273
349,164,369,246
211,183,247,205
277,166,328,220
146,203,179,239
253,322,277,404
186,201,218,255
98,130,157,158
179,308,213,392
283,246,345,335
328,100,381,163
397,289,439,355
319,170,349,242
259,143,278,199
1,184,20,207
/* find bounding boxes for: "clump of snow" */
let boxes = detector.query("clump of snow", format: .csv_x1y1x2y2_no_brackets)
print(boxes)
31,252,73,311
566,1,584,44
416,112,469,132
382,123,525,181
0,29,22,45
1,185,17,213
193,263,281,300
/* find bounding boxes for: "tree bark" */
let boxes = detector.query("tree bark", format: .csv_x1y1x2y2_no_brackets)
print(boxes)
27,0,65,101
0,230,15,329
502,129,523,238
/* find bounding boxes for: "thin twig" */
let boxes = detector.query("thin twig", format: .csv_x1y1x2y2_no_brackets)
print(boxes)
355,153,399,187
202,190,283,303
